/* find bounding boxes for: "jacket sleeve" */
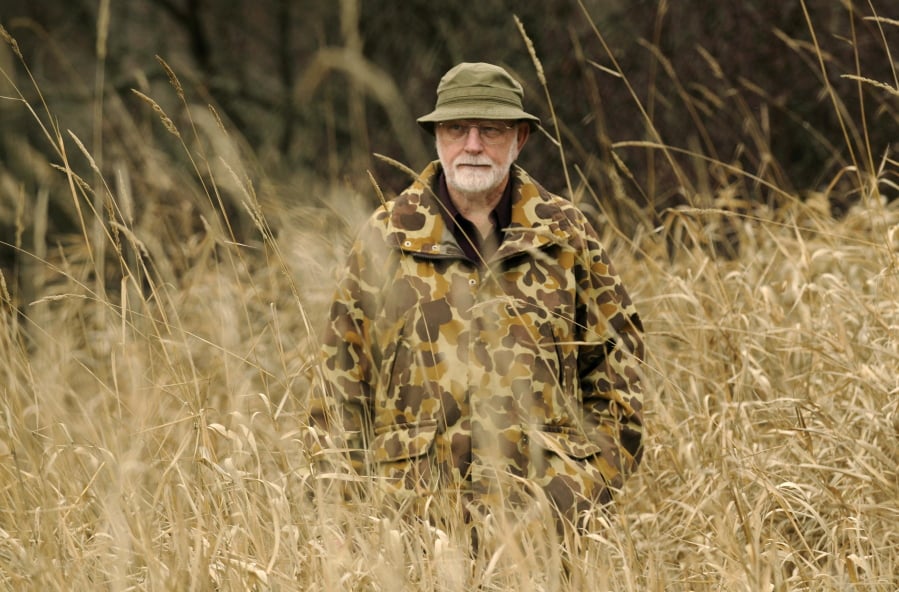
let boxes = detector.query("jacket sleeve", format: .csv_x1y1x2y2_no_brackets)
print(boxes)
308,215,388,476
575,221,646,479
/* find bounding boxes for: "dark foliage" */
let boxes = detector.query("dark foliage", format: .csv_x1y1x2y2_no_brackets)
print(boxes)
1,0,896,247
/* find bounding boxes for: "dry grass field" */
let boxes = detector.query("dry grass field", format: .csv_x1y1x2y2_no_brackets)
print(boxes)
1,12,898,592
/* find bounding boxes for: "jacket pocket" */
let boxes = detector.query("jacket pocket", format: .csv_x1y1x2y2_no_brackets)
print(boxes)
529,427,603,460
370,422,438,493
528,426,623,513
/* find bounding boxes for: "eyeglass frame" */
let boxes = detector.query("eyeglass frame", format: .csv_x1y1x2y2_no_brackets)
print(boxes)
435,120,519,145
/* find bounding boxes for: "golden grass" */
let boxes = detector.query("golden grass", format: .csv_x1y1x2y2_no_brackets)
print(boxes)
2,17,898,592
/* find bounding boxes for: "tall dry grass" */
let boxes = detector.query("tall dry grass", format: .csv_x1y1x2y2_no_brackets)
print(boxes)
2,6,898,591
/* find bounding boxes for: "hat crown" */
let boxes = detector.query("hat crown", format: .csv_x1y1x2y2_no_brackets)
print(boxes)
437,62,524,101
416,62,540,132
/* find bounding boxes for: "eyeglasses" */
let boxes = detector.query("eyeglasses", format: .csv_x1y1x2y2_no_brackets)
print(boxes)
436,120,516,144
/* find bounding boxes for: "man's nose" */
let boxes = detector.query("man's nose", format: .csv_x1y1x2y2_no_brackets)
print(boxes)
463,127,485,151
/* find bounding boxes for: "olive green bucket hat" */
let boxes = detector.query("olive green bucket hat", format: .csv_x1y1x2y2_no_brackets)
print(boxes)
417,62,540,134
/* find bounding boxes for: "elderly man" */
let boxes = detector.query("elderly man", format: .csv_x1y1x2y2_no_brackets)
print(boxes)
312,62,645,530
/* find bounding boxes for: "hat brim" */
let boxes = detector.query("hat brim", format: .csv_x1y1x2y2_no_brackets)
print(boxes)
417,106,540,134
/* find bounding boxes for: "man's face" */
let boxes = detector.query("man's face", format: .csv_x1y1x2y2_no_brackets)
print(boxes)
435,120,524,196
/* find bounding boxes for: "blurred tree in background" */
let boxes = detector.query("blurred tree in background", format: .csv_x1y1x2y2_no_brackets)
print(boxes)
1,0,897,271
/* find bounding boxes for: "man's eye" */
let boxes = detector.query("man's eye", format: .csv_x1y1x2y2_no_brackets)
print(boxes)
447,124,465,133
480,126,501,137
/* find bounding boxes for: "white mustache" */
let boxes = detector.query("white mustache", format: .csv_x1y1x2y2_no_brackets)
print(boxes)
453,157,493,167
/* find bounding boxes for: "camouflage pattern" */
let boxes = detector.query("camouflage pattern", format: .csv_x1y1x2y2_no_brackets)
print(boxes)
312,160,645,525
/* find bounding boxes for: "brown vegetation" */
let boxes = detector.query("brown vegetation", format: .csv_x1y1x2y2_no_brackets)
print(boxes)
1,1,897,590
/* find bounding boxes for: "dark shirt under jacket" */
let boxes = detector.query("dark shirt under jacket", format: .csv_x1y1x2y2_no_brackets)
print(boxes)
434,170,513,265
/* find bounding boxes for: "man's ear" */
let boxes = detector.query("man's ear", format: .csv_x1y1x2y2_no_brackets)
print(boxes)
517,123,531,150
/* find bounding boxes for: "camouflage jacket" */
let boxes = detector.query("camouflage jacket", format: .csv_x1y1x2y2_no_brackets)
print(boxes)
315,161,645,522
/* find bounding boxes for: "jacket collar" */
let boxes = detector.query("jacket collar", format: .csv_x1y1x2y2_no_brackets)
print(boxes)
386,161,573,260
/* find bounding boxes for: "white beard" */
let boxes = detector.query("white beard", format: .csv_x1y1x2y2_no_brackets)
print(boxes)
438,137,520,196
